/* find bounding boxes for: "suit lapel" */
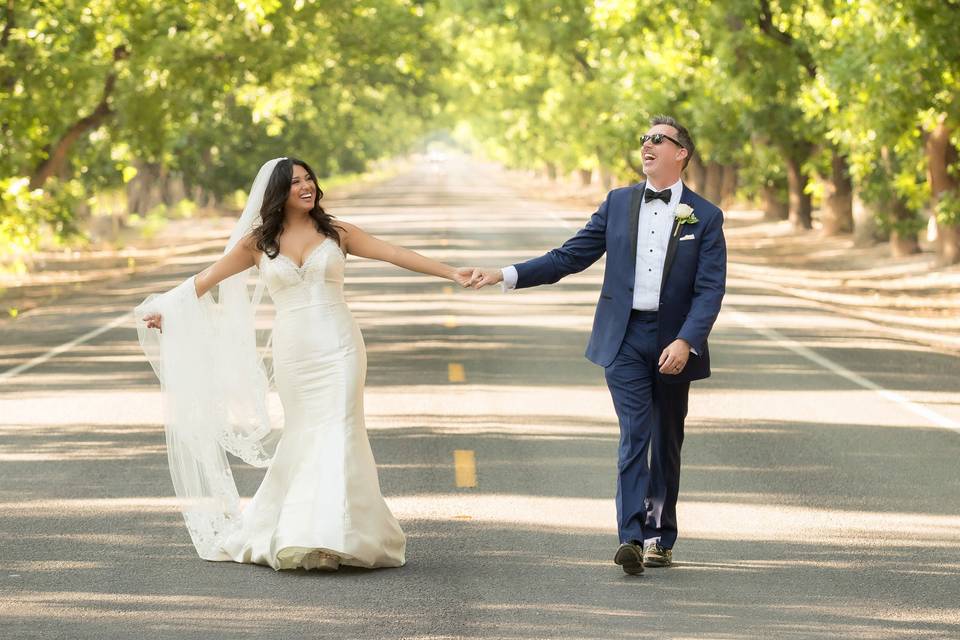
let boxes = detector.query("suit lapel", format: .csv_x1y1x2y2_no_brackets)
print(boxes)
628,182,644,265
660,185,694,292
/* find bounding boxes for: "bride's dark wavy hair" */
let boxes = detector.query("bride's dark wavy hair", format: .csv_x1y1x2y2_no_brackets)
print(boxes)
252,157,340,259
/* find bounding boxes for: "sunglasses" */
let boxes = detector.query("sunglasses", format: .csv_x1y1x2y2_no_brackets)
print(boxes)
641,133,684,148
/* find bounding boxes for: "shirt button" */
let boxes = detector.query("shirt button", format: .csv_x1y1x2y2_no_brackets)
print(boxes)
649,249,653,252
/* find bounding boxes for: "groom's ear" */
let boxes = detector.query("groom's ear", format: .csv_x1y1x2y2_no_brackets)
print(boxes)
676,147,689,164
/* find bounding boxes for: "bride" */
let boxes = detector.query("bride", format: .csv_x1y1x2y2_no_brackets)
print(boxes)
137,157,470,571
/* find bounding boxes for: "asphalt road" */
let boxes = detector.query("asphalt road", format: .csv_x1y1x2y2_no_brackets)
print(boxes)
1,156,959,639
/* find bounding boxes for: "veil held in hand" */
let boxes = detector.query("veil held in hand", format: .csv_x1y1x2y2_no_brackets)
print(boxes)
135,157,286,560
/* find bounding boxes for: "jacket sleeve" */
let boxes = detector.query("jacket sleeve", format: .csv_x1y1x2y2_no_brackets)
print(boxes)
514,193,610,289
677,207,726,351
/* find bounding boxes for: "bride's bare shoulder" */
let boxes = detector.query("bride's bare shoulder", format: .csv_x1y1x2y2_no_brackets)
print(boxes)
217,233,258,261
239,233,263,262
334,220,358,235
333,220,360,247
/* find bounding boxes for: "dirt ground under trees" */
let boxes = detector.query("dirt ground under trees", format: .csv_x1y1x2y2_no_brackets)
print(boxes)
2,170,958,354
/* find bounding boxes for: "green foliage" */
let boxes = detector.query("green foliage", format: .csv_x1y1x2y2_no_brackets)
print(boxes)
3,0,960,258
1,0,446,254
440,0,960,244
0,178,83,260
936,191,960,227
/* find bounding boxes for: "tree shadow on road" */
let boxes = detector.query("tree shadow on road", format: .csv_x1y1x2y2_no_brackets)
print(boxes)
2,409,960,638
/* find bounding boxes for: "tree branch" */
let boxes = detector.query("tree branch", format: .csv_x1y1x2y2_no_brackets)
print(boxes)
30,45,128,189
757,0,817,79
572,50,594,80
758,0,793,47
1,0,13,50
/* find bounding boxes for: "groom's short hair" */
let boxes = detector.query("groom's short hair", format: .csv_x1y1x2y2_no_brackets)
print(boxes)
650,115,695,169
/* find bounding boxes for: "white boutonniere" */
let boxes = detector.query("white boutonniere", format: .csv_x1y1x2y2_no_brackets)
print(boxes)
673,204,699,237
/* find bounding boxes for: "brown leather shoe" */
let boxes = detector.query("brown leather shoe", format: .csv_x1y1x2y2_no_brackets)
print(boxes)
614,543,645,575
643,543,673,567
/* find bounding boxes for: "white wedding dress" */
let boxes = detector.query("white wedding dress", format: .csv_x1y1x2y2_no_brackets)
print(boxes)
138,236,406,570
218,238,405,569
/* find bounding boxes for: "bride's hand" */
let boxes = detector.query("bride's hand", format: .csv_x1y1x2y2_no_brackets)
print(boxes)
143,312,163,332
465,268,502,290
452,267,478,288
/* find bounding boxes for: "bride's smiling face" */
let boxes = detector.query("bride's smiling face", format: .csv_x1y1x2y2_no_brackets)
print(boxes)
285,164,317,214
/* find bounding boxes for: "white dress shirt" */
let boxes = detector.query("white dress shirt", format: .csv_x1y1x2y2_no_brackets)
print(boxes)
501,178,683,306
632,178,682,310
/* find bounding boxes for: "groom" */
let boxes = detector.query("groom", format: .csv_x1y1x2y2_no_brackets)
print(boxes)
467,116,726,575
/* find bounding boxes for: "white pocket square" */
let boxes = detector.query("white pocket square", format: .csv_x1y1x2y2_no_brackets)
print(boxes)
679,233,695,241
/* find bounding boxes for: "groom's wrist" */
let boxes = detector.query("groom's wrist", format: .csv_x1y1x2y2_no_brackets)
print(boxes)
676,337,699,356
500,266,518,290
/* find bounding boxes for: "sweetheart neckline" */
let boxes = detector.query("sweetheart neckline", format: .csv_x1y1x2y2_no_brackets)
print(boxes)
265,237,339,270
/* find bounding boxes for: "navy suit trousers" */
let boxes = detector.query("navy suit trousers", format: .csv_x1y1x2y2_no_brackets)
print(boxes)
604,311,690,547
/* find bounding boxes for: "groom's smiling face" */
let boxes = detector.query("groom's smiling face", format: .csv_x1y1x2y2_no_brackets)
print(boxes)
641,124,688,183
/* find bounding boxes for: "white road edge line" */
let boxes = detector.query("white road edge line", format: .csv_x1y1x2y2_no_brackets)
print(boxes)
727,308,960,435
525,205,955,434
0,311,132,383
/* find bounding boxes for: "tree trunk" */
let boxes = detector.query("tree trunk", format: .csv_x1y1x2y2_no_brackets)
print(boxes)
162,173,187,207
762,183,789,220
890,231,920,257
878,145,919,257
852,194,882,246
191,186,208,208
126,161,165,215
821,149,854,235
578,168,592,187
31,97,113,189
925,115,960,265
686,155,706,192
784,154,813,230
703,162,723,204
545,162,557,181
599,164,613,191
29,46,127,190
888,196,920,257
720,164,738,208
936,225,960,264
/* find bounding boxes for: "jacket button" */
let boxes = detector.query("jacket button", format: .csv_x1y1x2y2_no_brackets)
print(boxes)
628,287,634,292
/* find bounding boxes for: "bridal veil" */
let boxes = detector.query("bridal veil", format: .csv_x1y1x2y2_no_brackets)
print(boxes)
135,158,285,559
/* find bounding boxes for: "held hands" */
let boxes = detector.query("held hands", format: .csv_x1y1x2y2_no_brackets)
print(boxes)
452,268,478,288
143,312,163,333
454,267,502,290
658,339,690,375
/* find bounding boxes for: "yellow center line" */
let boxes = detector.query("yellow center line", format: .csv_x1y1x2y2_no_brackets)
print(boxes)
447,362,465,382
454,449,477,488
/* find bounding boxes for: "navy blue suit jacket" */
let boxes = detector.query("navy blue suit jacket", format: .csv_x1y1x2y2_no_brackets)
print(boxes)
514,182,726,381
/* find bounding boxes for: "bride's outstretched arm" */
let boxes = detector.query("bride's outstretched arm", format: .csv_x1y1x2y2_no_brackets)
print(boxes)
143,237,257,330
193,236,258,297
338,221,473,287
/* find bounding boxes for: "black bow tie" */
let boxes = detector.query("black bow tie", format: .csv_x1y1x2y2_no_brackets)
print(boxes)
644,188,672,204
